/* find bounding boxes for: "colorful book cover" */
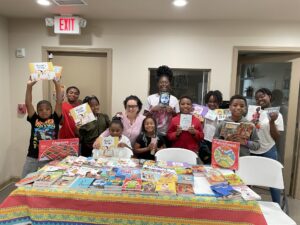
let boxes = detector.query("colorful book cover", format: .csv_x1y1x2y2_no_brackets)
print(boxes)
220,122,240,140
205,168,227,185
52,176,76,188
233,185,261,201
96,136,119,152
210,183,241,199
191,165,206,174
224,174,244,186
33,171,63,187
90,179,107,189
159,92,170,106
122,178,142,192
246,105,261,122
70,103,96,127
155,181,176,195
205,109,217,121
236,122,254,140
70,177,95,189
176,183,194,196
215,109,226,121
192,104,209,122
29,62,55,81
177,174,194,184
53,65,63,80
141,181,157,195
15,172,41,187
38,138,79,161
179,114,192,130
211,139,240,170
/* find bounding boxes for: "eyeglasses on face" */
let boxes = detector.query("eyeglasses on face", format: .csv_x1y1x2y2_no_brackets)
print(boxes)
126,105,138,109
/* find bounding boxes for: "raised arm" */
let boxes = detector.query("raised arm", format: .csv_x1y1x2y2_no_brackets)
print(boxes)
25,78,37,118
53,79,63,117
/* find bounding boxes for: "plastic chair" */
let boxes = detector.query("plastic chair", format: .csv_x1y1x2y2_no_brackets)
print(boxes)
113,147,133,159
155,148,198,165
236,156,296,225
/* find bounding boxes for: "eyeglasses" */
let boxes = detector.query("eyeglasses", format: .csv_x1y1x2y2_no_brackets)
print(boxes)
126,105,138,109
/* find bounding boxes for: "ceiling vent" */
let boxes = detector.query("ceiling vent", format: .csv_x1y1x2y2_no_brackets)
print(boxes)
52,0,87,6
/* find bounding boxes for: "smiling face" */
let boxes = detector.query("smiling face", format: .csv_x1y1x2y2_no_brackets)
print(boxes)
207,95,219,110
66,88,80,104
229,99,246,119
179,98,193,114
255,91,271,109
158,76,171,92
109,123,123,138
125,99,139,116
89,99,100,115
144,117,156,134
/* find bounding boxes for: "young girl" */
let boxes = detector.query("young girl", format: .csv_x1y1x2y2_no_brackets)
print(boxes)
79,96,110,157
214,95,260,156
134,116,166,160
167,96,204,153
22,78,62,178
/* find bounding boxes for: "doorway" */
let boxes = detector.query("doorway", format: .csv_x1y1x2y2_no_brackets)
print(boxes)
42,47,113,116
232,47,300,198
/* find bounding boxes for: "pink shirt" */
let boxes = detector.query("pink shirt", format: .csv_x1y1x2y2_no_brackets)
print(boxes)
100,112,145,146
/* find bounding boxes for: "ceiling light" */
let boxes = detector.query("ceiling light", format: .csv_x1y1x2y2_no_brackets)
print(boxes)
173,0,188,7
37,0,51,6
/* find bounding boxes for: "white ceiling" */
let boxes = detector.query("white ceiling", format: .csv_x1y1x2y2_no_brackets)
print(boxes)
0,0,300,21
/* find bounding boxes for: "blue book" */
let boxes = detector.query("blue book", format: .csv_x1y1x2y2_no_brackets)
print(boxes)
210,183,240,199
70,177,94,188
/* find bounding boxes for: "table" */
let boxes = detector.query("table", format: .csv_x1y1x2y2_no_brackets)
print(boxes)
0,186,267,225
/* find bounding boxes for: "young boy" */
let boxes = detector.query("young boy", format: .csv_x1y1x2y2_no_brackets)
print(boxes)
58,86,80,139
167,96,204,153
22,78,63,178
214,94,260,156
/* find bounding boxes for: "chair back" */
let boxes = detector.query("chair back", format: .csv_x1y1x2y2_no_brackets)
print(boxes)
155,148,198,165
113,147,134,159
236,156,284,189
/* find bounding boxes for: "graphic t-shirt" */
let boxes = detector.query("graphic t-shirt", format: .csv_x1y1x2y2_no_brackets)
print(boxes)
27,112,62,158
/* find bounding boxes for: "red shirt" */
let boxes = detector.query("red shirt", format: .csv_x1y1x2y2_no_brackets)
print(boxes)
58,102,80,139
167,114,204,152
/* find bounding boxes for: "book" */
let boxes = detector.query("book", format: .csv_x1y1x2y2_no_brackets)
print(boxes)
193,176,215,196
220,122,240,140
176,183,194,196
33,171,63,187
205,168,227,185
70,177,95,189
192,104,209,122
205,109,217,121
159,92,170,106
15,172,41,187
211,139,240,170
38,138,79,161
177,174,194,184
191,165,206,175
233,185,261,201
90,179,107,189
220,122,254,140
70,103,96,127
236,122,254,140
122,178,142,192
155,181,176,195
53,66,63,80
52,176,76,188
141,181,157,195
179,114,192,130
223,174,244,186
29,62,55,81
215,109,230,121
246,105,261,122
96,136,119,154
210,183,241,199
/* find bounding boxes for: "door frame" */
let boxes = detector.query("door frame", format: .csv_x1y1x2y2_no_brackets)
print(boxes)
231,46,300,196
41,47,113,116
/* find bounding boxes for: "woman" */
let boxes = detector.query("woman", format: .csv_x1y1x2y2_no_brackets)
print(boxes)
144,65,179,138
97,95,145,147
251,88,284,205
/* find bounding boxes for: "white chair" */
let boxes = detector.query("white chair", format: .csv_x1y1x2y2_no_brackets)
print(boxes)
113,147,133,159
236,156,296,225
155,148,198,165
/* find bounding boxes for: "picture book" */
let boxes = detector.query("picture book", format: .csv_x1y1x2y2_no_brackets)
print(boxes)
29,62,55,81
15,172,41,187
159,92,170,106
246,105,261,122
141,181,157,195
215,109,230,121
233,185,261,201
211,139,240,170
191,165,206,174
179,114,192,130
52,176,76,188
192,104,209,122
122,178,142,192
264,106,280,115
70,177,95,189
210,183,241,199
90,179,107,189
236,122,254,140
38,138,79,161
205,168,227,185
96,136,119,153
70,103,96,127
177,174,194,184
53,65,63,80
219,122,240,139
155,181,176,195
176,183,194,196
156,160,191,169
33,171,63,187
205,109,217,121
193,176,215,196
203,119,217,142
223,174,244,186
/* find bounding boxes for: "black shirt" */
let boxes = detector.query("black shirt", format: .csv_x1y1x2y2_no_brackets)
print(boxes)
135,133,165,160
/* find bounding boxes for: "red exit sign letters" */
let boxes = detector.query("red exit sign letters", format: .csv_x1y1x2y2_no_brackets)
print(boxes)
54,16,80,34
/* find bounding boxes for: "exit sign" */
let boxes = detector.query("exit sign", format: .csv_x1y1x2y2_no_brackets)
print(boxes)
54,16,80,34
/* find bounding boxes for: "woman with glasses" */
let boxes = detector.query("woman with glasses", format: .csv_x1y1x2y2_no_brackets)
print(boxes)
96,95,145,147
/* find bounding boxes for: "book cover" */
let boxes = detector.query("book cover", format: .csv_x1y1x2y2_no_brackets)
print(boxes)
193,176,216,196
236,122,254,140
159,92,170,106
224,174,244,186
215,109,226,121
53,66,63,80
205,109,217,121
246,105,261,122
15,172,41,186
233,185,261,201
176,183,194,196
210,183,241,199
38,138,79,161
211,139,240,170
90,179,108,189
70,177,95,189
191,165,206,174
96,136,119,153
29,62,55,81
70,103,96,127
192,104,209,122
155,181,176,195
177,174,194,184
220,122,240,140
52,176,76,188
205,168,227,185
141,181,157,195
179,114,192,130
122,178,142,192
33,171,63,187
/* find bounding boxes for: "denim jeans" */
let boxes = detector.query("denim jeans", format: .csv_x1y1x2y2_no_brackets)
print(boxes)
251,145,281,205
21,157,50,178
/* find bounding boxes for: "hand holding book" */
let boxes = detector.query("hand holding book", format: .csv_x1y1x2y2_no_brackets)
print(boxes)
227,134,247,145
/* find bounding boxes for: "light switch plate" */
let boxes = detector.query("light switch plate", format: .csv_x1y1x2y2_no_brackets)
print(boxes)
16,48,25,58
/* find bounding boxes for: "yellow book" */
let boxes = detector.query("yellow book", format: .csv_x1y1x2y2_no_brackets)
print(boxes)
28,62,55,81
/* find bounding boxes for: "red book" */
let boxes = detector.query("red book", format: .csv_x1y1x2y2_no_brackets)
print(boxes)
211,139,240,170
38,138,79,161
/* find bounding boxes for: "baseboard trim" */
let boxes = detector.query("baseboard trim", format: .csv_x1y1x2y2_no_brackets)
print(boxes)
0,177,20,191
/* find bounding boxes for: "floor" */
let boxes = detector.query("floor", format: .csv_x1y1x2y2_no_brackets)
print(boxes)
0,182,299,224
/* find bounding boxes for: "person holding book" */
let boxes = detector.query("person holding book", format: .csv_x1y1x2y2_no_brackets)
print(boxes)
214,95,260,156
144,65,179,140
200,90,223,164
167,96,204,153
79,95,110,157
22,78,62,178
58,86,80,139
133,116,166,160
251,88,284,205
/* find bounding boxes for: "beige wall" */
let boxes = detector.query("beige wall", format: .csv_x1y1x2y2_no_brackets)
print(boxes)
0,16,11,184
5,18,300,179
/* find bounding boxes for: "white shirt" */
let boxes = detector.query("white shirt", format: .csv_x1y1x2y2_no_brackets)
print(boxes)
144,93,179,135
250,110,284,154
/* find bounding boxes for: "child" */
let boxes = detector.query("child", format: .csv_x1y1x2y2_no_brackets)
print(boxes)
93,117,132,150
22,78,62,178
214,94,260,156
59,86,80,139
79,96,110,157
167,96,204,153
134,116,166,160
